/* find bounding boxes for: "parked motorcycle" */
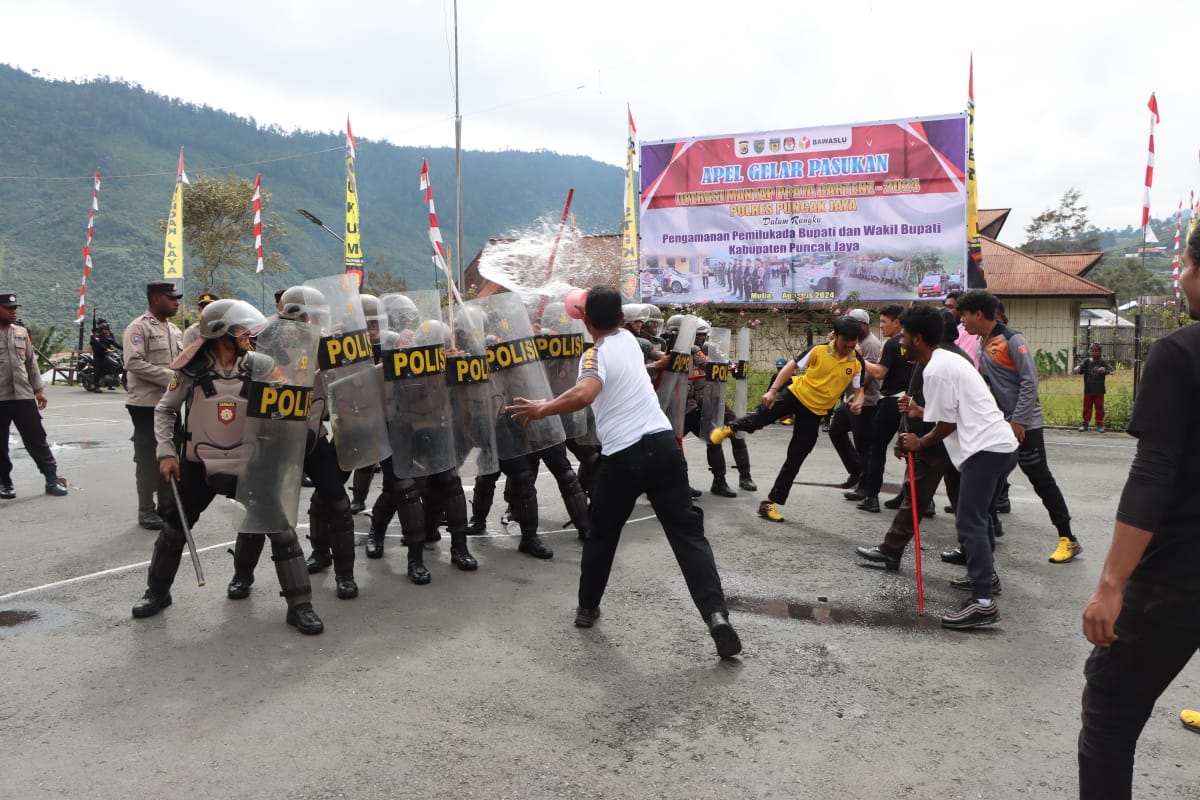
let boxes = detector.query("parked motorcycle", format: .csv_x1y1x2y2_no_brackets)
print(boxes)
78,350,126,392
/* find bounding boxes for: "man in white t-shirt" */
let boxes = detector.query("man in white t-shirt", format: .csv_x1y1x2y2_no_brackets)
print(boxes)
897,304,1017,630
508,286,741,659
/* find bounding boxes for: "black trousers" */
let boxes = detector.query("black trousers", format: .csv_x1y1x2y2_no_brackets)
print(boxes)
860,396,901,497
0,399,57,482
729,392,820,506
828,402,878,481
1015,426,1074,539
127,404,168,515
579,430,727,621
1078,580,1200,799
881,439,954,557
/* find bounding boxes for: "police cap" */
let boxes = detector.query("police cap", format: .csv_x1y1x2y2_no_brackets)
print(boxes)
147,280,183,299
0,292,18,307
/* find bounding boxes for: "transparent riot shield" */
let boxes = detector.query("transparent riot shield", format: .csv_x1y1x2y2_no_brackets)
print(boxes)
733,326,751,441
701,327,733,436
656,315,699,437
380,290,457,479
303,273,391,471
537,300,587,439
445,303,500,476
234,318,320,532
472,292,565,460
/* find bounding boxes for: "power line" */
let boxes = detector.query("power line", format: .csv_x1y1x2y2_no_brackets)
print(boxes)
0,144,343,182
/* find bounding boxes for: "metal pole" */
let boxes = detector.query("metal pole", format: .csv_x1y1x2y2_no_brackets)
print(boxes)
453,0,465,292
1132,308,1143,403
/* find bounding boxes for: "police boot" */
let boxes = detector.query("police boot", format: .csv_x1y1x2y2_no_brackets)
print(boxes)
132,529,184,618
366,492,398,559
449,531,479,570
407,542,432,585
732,437,757,492
467,473,497,534
325,497,358,599
563,488,591,540
511,493,552,559
349,466,373,514
518,528,554,559
709,478,737,498
365,519,386,559
273,533,323,635
227,532,266,600
305,500,333,573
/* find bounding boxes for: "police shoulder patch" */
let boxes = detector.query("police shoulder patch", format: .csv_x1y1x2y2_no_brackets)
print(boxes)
168,373,180,391
130,333,145,346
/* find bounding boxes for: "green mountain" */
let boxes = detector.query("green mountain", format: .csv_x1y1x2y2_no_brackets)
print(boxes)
0,64,623,331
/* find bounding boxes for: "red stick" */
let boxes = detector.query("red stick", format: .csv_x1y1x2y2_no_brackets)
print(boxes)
538,188,574,321
906,452,925,616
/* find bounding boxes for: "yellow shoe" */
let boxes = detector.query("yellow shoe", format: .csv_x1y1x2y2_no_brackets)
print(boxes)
709,425,734,445
1182,709,1200,733
1048,537,1083,564
758,500,784,522
780,416,794,426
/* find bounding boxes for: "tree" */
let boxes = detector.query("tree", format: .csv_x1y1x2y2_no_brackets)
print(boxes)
363,266,408,296
1020,188,1102,254
156,171,288,289
1090,255,1168,306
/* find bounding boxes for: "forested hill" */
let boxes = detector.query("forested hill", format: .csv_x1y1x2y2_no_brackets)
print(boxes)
0,64,623,329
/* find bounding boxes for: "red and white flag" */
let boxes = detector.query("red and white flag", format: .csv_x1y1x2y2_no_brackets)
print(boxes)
252,174,264,273
76,169,101,325
1172,199,1182,300
1142,93,1159,235
419,160,462,305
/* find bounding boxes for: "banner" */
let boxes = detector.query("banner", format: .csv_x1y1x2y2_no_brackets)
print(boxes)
344,117,364,285
619,106,641,301
638,114,967,304
162,148,187,284
966,56,987,288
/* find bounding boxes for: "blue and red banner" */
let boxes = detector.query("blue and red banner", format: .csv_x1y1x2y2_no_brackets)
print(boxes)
638,114,967,304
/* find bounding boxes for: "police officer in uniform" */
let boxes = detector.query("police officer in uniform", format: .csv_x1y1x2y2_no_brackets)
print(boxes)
131,299,323,634
0,293,69,498
181,291,219,347
123,281,184,529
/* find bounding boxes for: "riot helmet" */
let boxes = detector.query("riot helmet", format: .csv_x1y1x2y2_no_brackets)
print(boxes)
278,286,328,325
199,299,267,352
360,294,385,344
380,293,420,333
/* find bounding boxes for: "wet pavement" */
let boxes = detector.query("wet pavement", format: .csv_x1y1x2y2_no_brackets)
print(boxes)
2,385,1198,798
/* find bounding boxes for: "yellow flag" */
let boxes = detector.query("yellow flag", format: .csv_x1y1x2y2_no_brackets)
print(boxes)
344,118,364,286
163,148,186,282
619,105,641,301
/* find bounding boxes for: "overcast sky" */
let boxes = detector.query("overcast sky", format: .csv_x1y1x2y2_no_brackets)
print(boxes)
4,0,1197,242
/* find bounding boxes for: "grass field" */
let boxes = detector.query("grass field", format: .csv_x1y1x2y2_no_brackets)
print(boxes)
737,369,1134,431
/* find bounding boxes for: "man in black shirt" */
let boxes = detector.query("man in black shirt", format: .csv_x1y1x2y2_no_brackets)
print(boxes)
1079,227,1200,796
1073,343,1112,432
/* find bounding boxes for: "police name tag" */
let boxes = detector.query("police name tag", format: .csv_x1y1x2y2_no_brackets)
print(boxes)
486,336,540,372
247,383,312,421
318,328,373,370
705,362,731,382
534,333,584,361
666,352,693,374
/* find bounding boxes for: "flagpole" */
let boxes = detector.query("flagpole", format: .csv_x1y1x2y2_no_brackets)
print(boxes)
453,0,465,292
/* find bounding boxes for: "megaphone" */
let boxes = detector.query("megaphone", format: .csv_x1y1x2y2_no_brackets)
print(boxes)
565,287,589,320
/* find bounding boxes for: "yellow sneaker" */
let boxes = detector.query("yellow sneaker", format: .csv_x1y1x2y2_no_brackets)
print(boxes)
1048,537,1083,564
780,416,794,426
709,425,734,445
758,500,784,522
1182,709,1200,734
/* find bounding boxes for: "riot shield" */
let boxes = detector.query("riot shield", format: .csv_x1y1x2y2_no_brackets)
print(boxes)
537,300,587,438
472,292,565,460
733,326,751,441
656,315,699,437
380,290,457,479
234,318,321,532
445,303,500,476
701,327,733,436
303,274,391,471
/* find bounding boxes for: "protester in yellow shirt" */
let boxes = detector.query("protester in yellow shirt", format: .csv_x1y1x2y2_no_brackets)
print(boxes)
712,316,863,522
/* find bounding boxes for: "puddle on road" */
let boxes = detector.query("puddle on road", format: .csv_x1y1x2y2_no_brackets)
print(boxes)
54,440,109,450
0,609,39,627
728,595,926,630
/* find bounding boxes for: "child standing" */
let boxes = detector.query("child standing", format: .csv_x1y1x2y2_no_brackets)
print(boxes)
1074,344,1112,432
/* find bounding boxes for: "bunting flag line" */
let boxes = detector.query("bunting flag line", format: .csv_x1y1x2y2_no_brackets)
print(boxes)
76,169,101,325
1142,93,1159,236
965,55,987,289
1172,200,1182,301
162,148,186,285
343,117,364,286
619,104,641,301
419,159,463,307
252,174,264,274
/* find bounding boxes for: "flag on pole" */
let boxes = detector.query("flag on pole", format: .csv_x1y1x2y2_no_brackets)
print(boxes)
619,104,642,301
162,148,187,287
252,174,264,274
343,117,364,286
965,55,987,289
420,159,463,306
1172,200,1182,301
1142,93,1160,236
1189,189,1198,243
76,169,101,325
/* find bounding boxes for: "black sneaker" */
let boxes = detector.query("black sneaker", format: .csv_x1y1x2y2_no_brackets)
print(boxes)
855,496,881,513
940,599,999,630
883,493,903,510
855,545,901,570
0,481,14,500
837,474,862,489
940,547,966,565
949,572,1002,594
137,510,165,530
575,606,601,628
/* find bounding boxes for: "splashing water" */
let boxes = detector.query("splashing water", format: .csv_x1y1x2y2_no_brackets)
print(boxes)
477,216,614,307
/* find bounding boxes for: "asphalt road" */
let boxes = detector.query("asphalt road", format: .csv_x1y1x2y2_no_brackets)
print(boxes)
2,384,1198,799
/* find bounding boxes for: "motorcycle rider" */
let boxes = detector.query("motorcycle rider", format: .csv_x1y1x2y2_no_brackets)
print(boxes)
88,320,122,389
